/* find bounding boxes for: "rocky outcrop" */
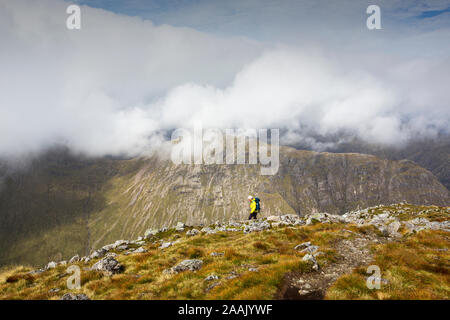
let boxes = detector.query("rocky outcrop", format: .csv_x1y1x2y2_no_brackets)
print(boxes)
91,257,123,274
165,259,203,274
60,293,90,300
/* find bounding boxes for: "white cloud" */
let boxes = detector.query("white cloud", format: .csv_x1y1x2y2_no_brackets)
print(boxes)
0,0,449,161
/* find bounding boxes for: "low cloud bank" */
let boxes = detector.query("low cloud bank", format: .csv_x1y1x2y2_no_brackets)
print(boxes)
0,0,449,162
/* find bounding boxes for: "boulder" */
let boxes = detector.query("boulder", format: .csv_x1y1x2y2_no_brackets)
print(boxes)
280,214,301,224
46,261,57,270
60,293,90,300
112,240,129,249
201,227,217,234
302,254,319,271
306,213,327,225
144,229,159,239
186,228,200,236
131,247,147,254
91,257,124,274
116,244,129,251
243,220,270,233
175,222,185,232
80,256,91,263
90,248,107,259
294,242,311,250
387,221,401,236
69,255,80,264
204,274,219,281
301,245,319,254
166,259,203,274
159,242,173,249
101,244,115,251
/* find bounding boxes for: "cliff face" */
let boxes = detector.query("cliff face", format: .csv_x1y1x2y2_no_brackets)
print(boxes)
313,136,450,191
0,147,448,267
270,149,449,215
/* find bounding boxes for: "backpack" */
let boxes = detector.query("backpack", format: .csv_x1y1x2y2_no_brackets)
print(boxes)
254,197,260,211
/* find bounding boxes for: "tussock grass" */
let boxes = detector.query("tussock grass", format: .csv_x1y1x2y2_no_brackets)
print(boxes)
1,204,448,300
326,229,450,300
0,221,342,300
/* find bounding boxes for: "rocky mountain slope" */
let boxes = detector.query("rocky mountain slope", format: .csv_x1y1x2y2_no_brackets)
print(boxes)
0,146,448,267
295,135,450,191
0,203,448,300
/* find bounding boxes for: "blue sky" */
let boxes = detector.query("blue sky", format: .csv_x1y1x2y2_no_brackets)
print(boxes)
71,0,450,34
417,6,450,18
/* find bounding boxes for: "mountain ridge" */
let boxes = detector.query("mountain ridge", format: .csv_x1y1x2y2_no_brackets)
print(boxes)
0,203,448,300
0,146,448,267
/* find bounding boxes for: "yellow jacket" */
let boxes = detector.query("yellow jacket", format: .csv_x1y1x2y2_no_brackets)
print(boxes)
250,198,257,213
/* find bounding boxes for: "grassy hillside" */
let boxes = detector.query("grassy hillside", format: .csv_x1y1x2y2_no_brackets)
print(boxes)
0,203,448,300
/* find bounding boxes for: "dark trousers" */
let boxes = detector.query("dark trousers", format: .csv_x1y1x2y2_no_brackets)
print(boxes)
248,211,258,220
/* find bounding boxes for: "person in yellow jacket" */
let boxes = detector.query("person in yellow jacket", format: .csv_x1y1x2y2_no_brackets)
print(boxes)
248,195,260,220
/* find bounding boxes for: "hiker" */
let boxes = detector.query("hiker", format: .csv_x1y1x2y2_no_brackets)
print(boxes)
248,195,260,220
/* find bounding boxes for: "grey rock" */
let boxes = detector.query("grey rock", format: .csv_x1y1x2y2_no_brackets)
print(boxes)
69,255,80,264
387,221,401,236
186,228,200,236
112,240,129,249
90,248,107,259
244,220,271,233
102,244,115,251
46,261,57,269
306,213,327,225
159,242,173,249
176,222,185,232
206,282,221,291
30,268,45,275
166,259,203,274
105,252,117,258
302,254,319,271
204,274,219,281
201,227,217,234
60,293,90,300
132,247,147,254
116,244,129,251
91,257,124,274
80,256,91,263
301,245,319,254
298,289,310,295
294,242,311,251
144,229,159,238
377,225,390,237
267,215,281,222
